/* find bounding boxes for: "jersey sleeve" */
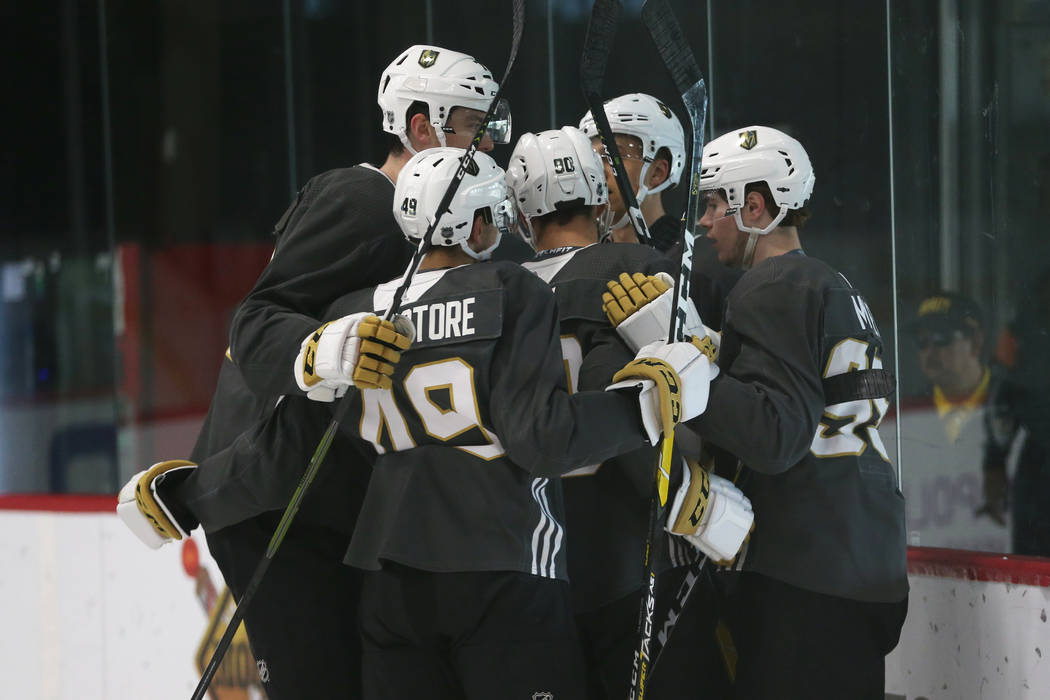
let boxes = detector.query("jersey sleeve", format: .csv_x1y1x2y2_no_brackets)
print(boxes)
688,261,826,474
174,394,375,533
487,270,649,477
229,170,406,397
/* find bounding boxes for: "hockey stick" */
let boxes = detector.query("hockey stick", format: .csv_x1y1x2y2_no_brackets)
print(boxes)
189,5,526,699
641,0,710,681
622,1,709,697
580,0,652,246
578,2,664,697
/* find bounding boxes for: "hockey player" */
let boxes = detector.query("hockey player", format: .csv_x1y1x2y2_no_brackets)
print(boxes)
580,92,741,330
507,126,749,699
316,146,715,699
605,125,909,699
579,93,684,249
116,45,515,699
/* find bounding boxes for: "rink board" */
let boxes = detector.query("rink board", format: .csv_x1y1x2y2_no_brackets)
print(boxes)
2,501,1050,699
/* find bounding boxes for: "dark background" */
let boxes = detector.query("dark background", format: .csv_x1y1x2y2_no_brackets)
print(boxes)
3,0,1049,521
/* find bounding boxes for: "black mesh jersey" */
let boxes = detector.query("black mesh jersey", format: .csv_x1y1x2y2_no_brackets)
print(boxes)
229,164,414,398
691,251,908,603
524,243,699,612
176,164,407,535
327,260,650,581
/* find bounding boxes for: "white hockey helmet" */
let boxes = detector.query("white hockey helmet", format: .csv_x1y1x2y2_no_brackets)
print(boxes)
578,93,686,204
393,147,511,260
378,45,511,153
505,126,608,249
699,125,815,236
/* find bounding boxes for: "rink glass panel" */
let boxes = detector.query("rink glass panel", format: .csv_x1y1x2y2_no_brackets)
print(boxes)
4,0,1049,560
886,0,1050,558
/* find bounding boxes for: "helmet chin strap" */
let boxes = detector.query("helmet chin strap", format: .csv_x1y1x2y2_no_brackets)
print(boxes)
460,232,501,261
733,208,789,270
598,205,614,242
741,231,760,270
398,117,448,155
434,123,449,148
611,183,649,230
398,132,418,156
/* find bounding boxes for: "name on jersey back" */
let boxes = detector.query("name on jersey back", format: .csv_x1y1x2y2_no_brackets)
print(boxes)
394,289,503,349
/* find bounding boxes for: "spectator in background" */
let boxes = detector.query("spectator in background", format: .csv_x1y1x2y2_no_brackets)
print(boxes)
897,291,1014,552
990,267,1050,556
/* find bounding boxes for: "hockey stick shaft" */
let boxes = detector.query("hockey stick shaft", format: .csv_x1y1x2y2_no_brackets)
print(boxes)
190,398,349,700
190,5,526,698
580,0,652,246
648,461,743,679
624,2,709,697
576,1,660,696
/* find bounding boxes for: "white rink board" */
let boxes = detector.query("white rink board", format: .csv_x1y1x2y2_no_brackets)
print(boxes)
4,508,1050,699
0,509,254,700
886,571,1050,699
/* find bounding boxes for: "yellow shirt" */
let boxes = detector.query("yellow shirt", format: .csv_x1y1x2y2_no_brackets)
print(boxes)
932,368,991,443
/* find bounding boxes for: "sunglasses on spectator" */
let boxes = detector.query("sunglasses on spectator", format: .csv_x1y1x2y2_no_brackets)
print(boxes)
916,329,967,349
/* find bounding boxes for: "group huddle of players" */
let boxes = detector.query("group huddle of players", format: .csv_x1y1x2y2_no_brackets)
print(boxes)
117,44,909,700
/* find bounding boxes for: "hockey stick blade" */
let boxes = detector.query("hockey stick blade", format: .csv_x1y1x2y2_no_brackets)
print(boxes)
190,4,526,699
580,0,652,246
382,0,526,321
642,0,707,343
642,0,703,97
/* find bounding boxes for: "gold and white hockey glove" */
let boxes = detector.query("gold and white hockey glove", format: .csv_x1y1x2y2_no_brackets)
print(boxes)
607,340,719,445
116,460,197,549
353,315,415,390
294,313,415,401
667,459,754,565
602,271,719,355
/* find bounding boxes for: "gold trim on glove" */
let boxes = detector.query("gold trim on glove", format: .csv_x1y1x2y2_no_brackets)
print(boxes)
613,356,683,505
603,272,670,327
669,459,711,535
353,315,414,390
301,322,333,388
134,459,196,540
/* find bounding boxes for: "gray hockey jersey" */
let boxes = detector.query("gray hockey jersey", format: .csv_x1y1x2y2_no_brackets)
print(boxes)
329,260,650,581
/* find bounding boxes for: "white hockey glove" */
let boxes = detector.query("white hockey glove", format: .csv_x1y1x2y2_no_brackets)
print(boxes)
116,460,197,549
294,313,415,401
607,340,720,445
667,459,754,564
602,272,719,356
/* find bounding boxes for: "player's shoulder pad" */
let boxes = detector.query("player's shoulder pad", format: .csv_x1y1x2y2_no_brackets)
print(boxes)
591,241,675,276
733,251,830,299
823,279,883,341
273,165,393,240
549,244,673,322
